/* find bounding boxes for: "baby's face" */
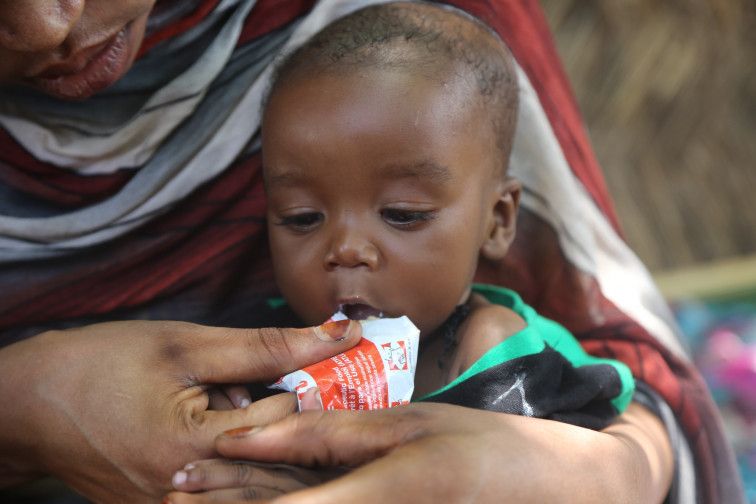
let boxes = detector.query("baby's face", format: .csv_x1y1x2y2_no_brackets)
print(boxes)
263,69,501,336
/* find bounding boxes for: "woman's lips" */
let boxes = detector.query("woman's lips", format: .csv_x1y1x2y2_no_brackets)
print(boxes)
27,23,134,100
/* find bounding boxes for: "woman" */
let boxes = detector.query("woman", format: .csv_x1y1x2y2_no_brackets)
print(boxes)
0,1,744,503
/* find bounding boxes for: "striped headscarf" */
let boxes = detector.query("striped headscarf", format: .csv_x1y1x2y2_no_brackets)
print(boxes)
0,1,744,502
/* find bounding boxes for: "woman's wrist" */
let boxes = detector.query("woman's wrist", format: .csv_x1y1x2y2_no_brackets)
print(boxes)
0,333,56,488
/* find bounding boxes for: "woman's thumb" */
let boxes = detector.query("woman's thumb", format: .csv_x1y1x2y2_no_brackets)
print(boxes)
177,319,361,385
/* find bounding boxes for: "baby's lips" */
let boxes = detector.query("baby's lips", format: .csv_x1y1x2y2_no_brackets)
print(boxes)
339,302,384,321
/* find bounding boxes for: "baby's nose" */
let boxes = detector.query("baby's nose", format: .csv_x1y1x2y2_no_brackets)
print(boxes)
324,228,379,270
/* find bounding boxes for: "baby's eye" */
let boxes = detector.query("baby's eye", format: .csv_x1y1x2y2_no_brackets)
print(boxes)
276,213,323,232
380,209,435,229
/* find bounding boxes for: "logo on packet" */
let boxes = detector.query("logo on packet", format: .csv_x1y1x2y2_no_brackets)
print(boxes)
381,341,408,370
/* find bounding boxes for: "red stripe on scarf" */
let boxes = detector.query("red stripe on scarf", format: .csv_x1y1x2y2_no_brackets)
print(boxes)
137,0,222,59
238,0,318,45
0,128,134,207
0,152,271,332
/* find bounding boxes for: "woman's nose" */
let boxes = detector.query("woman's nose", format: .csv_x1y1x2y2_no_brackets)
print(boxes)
0,0,86,52
324,227,379,271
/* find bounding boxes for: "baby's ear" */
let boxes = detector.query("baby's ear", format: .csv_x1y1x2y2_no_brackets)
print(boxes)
480,177,521,260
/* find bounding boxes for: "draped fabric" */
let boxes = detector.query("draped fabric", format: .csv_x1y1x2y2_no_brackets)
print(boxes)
0,1,744,502
417,284,636,432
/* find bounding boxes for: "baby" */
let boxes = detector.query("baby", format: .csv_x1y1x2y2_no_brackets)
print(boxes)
165,2,636,498
261,1,633,421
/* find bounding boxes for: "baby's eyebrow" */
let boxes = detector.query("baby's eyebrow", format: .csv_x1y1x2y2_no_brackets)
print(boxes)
381,160,452,184
263,168,307,191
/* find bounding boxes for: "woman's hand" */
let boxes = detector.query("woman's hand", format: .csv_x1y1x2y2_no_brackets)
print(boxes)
169,459,348,501
0,319,361,503
165,401,672,504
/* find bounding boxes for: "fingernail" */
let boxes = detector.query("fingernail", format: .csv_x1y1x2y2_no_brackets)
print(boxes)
183,463,195,470
314,388,323,410
221,425,263,438
172,471,187,488
239,397,251,408
314,319,354,342
300,387,323,411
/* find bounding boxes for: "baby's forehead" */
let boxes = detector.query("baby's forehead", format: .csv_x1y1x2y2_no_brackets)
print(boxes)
263,66,501,177
270,64,486,134
270,57,487,124
268,2,508,94
263,2,516,176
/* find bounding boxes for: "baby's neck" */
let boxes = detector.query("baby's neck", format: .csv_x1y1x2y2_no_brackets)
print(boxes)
418,302,471,366
413,300,472,397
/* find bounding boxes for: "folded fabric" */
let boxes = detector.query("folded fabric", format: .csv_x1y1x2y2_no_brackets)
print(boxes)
417,285,634,431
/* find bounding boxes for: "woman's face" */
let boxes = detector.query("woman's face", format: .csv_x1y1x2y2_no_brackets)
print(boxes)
0,0,157,100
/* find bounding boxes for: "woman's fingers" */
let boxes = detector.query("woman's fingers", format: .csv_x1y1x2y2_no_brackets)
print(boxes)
297,387,322,411
173,459,344,492
208,387,235,411
167,460,348,503
196,393,300,444
172,320,362,385
172,460,303,493
221,385,253,409
213,404,448,468
166,484,284,503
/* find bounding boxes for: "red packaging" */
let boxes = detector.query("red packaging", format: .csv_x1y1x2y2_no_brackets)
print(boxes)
270,314,419,410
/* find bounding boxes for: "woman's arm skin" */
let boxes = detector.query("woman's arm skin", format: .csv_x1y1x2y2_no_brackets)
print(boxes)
166,401,673,504
0,319,361,503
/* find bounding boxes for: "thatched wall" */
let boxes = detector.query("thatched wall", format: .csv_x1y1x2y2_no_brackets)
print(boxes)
539,0,756,273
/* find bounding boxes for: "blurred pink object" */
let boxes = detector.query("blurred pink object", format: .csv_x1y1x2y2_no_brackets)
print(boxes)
702,329,756,423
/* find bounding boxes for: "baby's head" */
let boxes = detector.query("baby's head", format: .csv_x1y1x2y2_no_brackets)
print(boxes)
262,2,520,336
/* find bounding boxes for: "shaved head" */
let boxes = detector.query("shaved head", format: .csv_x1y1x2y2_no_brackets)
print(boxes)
265,2,519,172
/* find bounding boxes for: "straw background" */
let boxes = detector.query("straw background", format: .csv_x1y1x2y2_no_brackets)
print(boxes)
539,0,756,273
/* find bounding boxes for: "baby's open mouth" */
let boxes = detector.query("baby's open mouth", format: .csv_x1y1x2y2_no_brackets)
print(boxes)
339,303,384,321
